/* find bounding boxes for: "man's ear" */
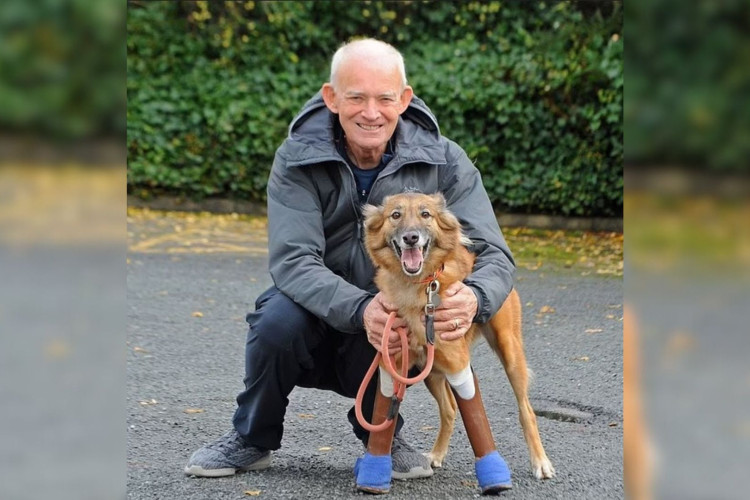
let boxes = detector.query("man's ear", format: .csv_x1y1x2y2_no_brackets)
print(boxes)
321,83,338,113
398,85,414,114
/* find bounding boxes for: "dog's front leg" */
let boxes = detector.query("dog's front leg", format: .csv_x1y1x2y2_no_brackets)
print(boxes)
451,370,513,495
355,366,399,494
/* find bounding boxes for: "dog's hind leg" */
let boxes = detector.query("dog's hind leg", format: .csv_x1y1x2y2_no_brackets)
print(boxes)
486,290,555,480
424,373,457,468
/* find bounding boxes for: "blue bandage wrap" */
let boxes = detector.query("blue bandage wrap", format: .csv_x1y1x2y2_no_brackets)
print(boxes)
354,452,392,493
475,450,512,493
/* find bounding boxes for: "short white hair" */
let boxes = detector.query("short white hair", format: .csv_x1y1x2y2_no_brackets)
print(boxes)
329,38,408,90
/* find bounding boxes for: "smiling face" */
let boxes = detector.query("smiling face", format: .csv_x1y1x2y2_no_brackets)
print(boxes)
321,57,413,167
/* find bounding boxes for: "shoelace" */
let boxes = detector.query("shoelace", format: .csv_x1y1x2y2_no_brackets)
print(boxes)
211,430,240,451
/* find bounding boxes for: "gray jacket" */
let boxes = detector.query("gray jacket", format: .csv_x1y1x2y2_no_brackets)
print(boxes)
266,92,515,334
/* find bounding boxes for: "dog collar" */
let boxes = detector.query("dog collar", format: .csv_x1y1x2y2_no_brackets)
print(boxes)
414,264,444,285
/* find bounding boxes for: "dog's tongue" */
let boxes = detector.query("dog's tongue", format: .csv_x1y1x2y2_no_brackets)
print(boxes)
401,247,423,272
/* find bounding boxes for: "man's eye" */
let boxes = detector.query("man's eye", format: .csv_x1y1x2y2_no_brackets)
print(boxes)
391,211,401,220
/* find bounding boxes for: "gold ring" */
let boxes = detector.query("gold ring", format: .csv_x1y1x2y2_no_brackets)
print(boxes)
453,318,461,330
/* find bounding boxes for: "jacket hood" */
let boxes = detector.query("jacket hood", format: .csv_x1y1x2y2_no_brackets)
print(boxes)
282,91,444,167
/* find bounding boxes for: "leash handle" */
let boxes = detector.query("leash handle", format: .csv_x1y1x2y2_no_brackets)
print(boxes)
381,312,435,385
354,311,435,432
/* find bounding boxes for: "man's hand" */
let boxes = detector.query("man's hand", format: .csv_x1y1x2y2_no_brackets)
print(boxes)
363,292,409,353
424,282,478,341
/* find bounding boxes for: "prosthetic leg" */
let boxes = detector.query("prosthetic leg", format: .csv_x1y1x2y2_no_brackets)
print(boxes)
451,367,512,495
355,367,399,494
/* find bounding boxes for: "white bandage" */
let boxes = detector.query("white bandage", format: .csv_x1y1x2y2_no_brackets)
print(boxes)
378,366,394,397
446,365,475,400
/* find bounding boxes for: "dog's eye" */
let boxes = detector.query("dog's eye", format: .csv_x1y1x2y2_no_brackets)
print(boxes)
391,211,401,220
421,211,431,219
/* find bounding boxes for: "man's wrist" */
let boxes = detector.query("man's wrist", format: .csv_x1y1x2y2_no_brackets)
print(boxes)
466,284,483,323
356,295,375,331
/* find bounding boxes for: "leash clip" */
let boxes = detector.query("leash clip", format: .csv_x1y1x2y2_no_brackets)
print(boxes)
424,279,440,345
424,280,440,316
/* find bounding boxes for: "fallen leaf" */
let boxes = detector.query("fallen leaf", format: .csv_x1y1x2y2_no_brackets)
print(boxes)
244,490,261,496
184,408,204,414
575,356,590,362
665,331,695,358
585,328,603,334
44,339,71,359
139,399,158,406
608,422,619,427
606,314,615,319
318,446,332,451
539,305,556,314
133,346,148,353
298,413,315,419
192,311,204,317
420,425,436,431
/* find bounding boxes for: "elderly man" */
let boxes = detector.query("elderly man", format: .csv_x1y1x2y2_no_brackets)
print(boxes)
185,38,515,493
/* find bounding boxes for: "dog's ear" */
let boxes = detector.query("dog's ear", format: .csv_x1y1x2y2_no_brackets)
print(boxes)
431,193,461,232
362,203,385,233
430,192,448,210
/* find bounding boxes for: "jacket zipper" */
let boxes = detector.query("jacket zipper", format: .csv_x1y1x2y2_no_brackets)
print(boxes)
343,162,364,280
344,156,418,281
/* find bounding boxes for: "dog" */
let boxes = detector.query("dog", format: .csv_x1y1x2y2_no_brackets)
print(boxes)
363,192,555,480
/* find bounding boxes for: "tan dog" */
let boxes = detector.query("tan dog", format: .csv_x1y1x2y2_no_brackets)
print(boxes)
363,192,555,480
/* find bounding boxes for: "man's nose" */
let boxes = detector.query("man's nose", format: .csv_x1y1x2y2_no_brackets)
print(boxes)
362,99,380,119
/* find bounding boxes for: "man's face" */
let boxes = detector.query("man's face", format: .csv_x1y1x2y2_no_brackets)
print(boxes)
322,59,413,154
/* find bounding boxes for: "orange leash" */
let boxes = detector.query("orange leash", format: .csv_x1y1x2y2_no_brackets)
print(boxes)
354,311,436,432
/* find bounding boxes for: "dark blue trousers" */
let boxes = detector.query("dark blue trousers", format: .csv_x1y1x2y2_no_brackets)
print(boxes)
232,286,404,450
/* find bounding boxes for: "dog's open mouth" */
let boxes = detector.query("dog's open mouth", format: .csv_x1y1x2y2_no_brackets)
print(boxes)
393,241,430,276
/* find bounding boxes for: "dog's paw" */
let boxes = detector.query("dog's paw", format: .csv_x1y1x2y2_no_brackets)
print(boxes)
532,457,555,479
425,452,444,468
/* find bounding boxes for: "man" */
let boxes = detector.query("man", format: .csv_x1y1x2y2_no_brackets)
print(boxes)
185,38,515,488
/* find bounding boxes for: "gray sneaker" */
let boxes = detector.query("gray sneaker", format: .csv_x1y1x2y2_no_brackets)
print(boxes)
184,429,271,477
390,433,433,480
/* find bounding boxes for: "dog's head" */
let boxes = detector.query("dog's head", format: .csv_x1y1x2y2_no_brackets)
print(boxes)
363,192,469,277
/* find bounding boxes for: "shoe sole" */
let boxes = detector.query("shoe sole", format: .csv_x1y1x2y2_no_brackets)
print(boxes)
481,483,513,495
391,466,434,481
184,453,272,477
356,485,391,494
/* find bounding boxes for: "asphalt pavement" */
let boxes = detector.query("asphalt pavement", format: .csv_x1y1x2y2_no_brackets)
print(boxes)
127,215,622,499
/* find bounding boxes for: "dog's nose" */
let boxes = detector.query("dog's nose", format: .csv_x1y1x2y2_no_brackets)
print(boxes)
402,231,419,246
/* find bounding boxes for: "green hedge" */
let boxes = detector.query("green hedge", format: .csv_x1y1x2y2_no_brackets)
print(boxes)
0,0,124,139
127,1,622,216
625,0,750,171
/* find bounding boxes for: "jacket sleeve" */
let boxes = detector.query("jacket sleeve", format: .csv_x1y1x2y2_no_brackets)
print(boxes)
439,141,516,323
266,151,372,334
